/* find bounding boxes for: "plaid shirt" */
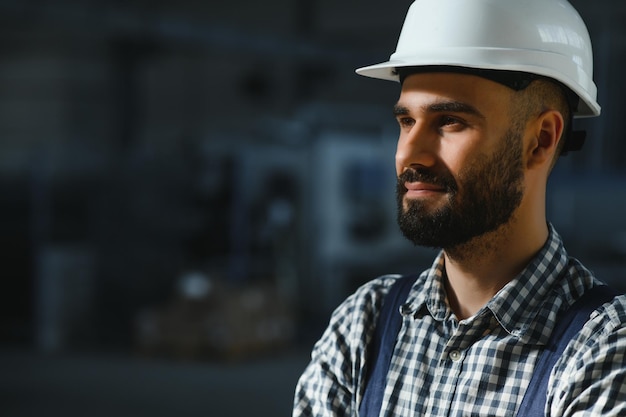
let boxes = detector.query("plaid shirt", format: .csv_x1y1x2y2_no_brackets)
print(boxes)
294,225,626,416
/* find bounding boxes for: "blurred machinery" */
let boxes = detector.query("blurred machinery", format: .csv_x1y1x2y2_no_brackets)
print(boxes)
307,131,435,314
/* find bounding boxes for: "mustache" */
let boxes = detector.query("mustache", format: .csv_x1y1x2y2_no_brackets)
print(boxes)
397,168,457,193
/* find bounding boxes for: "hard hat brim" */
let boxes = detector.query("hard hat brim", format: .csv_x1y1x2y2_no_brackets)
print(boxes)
356,57,601,118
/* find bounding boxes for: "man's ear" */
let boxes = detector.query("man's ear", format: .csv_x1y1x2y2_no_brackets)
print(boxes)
526,110,564,169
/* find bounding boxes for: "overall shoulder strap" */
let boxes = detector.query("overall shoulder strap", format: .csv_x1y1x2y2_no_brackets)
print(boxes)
359,275,418,417
516,285,618,417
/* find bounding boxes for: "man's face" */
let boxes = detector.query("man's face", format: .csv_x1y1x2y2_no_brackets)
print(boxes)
394,72,525,249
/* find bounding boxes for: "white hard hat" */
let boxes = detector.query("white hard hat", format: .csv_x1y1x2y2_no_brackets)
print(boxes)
356,0,601,118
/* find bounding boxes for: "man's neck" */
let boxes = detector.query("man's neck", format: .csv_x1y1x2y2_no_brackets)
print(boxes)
441,220,549,320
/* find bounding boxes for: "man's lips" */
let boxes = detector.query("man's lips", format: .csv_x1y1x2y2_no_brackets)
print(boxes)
403,181,447,197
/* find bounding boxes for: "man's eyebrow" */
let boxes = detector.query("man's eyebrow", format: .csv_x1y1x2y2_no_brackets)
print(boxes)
428,101,485,119
393,100,485,119
392,104,410,117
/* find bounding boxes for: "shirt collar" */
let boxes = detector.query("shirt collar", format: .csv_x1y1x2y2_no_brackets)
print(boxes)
404,224,570,343
486,224,570,341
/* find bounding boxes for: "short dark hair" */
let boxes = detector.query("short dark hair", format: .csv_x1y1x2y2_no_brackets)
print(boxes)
510,78,572,168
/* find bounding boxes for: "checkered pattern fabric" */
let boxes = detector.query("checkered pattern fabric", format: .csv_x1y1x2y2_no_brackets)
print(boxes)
293,225,626,416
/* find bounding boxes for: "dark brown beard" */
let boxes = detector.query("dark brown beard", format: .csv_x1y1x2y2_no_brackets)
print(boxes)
396,128,524,249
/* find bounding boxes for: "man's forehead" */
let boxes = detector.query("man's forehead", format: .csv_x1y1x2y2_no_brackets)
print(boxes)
393,73,515,120
398,72,511,110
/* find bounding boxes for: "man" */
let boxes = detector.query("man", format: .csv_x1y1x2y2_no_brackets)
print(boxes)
293,0,626,416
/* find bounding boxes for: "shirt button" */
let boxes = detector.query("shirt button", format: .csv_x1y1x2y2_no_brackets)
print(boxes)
449,350,462,362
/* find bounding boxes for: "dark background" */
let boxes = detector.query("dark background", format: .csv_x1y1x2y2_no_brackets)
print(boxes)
1,1,625,416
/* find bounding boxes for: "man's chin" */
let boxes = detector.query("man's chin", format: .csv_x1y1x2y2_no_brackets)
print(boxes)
402,197,448,218
399,226,470,250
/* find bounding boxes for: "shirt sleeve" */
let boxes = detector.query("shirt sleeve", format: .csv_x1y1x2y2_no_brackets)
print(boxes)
549,297,626,416
292,277,395,417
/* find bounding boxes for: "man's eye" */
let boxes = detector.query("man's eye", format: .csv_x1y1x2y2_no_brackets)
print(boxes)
441,116,461,126
398,117,414,128
438,116,466,131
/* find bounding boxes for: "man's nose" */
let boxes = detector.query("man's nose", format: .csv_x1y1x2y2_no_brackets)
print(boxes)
395,124,438,176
